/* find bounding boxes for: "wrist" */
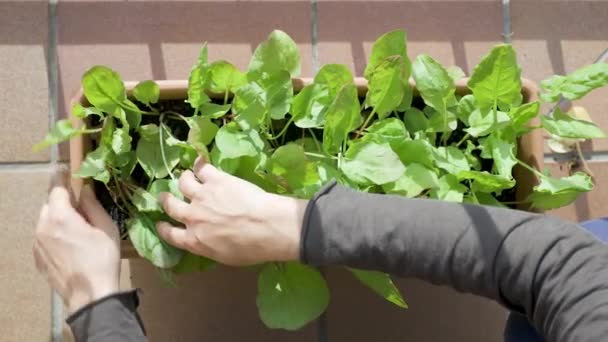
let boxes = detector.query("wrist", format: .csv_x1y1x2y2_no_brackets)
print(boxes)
67,280,119,314
265,194,307,262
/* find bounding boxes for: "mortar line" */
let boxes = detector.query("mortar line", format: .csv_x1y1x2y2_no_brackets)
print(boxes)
501,0,513,44
545,151,608,164
0,163,67,172
309,3,329,342
47,0,64,341
310,0,320,74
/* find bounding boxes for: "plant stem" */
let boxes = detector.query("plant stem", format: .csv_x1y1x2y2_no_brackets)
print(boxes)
516,158,545,178
468,180,479,204
81,128,102,134
500,200,532,205
304,152,338,160
575,142,595,179
158,114,176,181
355,109,376,139
308,129,321,151
224,90,229,105
455,133,470,148
162,111,192,128
268,118,293,140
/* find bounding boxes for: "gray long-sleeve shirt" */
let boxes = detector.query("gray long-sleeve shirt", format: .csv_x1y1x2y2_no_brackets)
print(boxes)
68,182,608,341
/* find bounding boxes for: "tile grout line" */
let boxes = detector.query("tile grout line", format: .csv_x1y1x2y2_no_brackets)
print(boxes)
310,2,329,342
501,0,513,44
47,0,64,341
310,0,320,74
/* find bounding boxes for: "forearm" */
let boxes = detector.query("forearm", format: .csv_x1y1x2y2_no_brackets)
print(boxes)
301,182,608,341
67,290,147,342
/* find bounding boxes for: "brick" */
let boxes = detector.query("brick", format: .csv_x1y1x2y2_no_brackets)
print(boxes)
0,1,49,162
511,0,608,151
0,169,51,341
317,0,503,76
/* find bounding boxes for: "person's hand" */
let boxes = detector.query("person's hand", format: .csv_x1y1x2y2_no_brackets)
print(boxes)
33,166,120,314
157,158,307,266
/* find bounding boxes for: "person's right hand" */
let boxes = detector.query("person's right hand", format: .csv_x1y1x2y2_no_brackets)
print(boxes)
156,158,308,266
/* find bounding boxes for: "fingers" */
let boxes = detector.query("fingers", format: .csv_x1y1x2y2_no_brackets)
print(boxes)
159,192,191,223
32,241,45,273
48,166,75,212
79,185,115,230
193,157,222,183
156,222,191,250
178,170,203,199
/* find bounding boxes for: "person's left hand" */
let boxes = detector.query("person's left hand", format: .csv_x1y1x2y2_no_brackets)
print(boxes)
33,166,121,314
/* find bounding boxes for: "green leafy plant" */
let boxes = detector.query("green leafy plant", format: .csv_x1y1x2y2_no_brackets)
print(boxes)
35,29,607,330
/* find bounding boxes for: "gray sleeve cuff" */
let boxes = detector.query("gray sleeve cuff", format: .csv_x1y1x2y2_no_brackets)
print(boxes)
67,289,147,342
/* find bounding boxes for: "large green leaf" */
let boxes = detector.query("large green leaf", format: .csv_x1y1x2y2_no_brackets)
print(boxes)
291,83,331,128
426,107,458,133
364,29,410,80
447,66,465,82
249,30,301,77
432,146,470,174
528,172,593,210
82,66,126,114
458,170,515,193
468,45,522,110
111,126,132,154
132,188,162,212
133,80,160,106
403,107,429,133
210,145,241,174
257,262,329,330
128,215,183,269
382,163,439,197
540,63,608,102
392,139,434,168
465,108,511,137
233,71,293,127
364,118,408,148
148,178,183,200
73,145,111,184
341,140,405,185
367,56,407,119
456,94,476,126
481,133,518,179
136,124,181,179
72,103,104,120
314,64,354,97
207,60,247,94
323,84,362,154
215,122,264,159
187,116,219,153
268,143,319,191
541,108,606,139
412,55,455,117
187,44,211,110
509,101,540,133
173,252,216,274
349,268,407,308
33,119,81,152
200,103,231,119
430,174,467,203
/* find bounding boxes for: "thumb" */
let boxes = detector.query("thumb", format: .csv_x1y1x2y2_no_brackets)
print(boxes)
79,185,115,231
